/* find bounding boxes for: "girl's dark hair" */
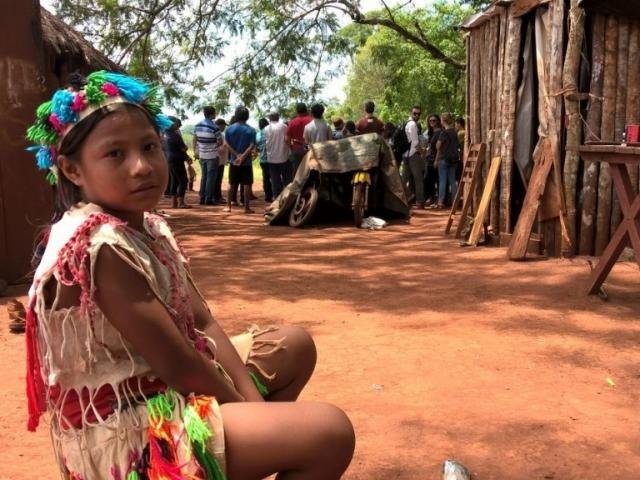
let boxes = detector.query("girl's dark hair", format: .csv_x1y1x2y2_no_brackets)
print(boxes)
258,117,269,130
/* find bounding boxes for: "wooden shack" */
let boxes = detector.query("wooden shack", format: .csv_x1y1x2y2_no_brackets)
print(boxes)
0,3,119,285
461,0,640,257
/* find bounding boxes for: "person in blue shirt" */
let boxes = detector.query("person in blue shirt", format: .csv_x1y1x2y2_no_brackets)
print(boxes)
224,106,257,213
256,117,273,202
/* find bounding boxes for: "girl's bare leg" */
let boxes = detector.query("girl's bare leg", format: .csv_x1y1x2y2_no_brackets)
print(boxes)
248,325,317,401
221,402,355,480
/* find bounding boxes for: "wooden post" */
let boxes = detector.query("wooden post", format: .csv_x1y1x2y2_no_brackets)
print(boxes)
499,14,522,235
491,9,508,235
547,0,571,255
579,14,605,255
610,18,630,234
561,0,585,255
595,15,619,255
628,22,640,195
490,15,501,233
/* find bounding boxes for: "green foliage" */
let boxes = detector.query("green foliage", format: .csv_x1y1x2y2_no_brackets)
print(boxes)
51,0,473,117
338,2,471,125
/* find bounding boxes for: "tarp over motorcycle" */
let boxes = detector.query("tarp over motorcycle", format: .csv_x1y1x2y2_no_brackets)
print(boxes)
265,133,410,227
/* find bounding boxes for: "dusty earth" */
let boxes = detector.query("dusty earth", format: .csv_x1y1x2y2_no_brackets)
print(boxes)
1,190,639,480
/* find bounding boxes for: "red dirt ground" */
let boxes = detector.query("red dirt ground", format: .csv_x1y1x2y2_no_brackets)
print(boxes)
1,191,639,479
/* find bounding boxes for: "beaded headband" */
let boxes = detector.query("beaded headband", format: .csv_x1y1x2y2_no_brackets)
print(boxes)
26,71,173,184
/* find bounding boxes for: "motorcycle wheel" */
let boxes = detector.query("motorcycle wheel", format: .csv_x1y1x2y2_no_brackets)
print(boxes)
289,185,319,227
352,183,366,228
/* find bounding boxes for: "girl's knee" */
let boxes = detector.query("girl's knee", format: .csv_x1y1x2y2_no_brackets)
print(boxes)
314,403,355,458
282,325,317,368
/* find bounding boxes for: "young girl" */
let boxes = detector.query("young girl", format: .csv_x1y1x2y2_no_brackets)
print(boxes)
25,71,354,480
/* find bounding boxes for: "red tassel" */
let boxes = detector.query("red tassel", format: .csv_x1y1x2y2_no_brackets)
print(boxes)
147,433,183,480
26,299,46,431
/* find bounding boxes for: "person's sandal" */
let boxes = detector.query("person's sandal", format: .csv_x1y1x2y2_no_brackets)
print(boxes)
7,299,26,334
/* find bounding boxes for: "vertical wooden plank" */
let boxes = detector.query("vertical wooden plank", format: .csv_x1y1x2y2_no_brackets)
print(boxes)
610,18,629,234
546,0,568,257
490,15,501,232
470,156,502,246
579,14,605,255
500,13,522,234
595,15,618,255
627,22,640,195
561,0,585,255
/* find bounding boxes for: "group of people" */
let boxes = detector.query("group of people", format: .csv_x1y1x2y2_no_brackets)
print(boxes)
182,100,465,215
392,107,466,210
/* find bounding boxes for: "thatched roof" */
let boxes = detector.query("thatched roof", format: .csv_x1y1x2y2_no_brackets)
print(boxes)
40,7,121,72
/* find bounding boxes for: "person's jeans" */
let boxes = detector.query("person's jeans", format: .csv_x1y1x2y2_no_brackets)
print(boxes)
423,164,438,203
289,150,305,176
260,162,273,201
168,160,188,197
199,157,219,203
408,153,425,205
438,161,458,206
268,162,293,198
214,164,225,201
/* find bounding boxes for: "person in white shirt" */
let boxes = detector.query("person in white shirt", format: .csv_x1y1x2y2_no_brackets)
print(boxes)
303,103,332,146
404,105,425,208
264,111,293,197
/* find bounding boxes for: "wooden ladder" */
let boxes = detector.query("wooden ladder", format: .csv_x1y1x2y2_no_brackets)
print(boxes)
445,142,486,237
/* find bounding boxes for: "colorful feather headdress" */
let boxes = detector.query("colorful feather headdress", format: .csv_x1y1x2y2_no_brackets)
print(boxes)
26,71,173,185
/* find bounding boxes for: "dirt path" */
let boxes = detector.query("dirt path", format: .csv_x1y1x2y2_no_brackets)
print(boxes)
1,193,639,479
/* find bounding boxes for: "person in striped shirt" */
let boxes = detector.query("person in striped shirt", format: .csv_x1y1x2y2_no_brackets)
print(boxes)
193,106,223,205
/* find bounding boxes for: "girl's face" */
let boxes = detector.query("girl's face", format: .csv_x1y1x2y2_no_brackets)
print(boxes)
61,107,168,226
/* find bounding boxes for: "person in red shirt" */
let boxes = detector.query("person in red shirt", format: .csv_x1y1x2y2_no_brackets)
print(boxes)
355,100,384,135
285,102,312,174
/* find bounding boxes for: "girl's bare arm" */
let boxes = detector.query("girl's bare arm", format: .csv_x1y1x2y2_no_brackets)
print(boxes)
93,246,244,403
188,282,264,402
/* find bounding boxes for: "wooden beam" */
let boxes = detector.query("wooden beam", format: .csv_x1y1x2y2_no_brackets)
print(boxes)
469,157,502,246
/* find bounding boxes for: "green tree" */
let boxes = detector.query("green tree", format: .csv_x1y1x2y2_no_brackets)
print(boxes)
51,0,472,112
338,2,470,124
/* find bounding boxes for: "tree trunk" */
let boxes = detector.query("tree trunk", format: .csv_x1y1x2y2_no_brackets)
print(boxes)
546,0,568,256
500,14,522,235
627,22,640,195
494,10,508,233
610,19,629,234
579,14,605,255
490,15,502,233
561,0,585,255
595,15,618,256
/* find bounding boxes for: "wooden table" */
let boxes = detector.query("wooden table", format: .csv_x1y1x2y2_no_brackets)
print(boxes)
571,145,640,294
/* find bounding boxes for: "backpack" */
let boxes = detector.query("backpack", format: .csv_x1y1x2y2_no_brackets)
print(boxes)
391,122,410,156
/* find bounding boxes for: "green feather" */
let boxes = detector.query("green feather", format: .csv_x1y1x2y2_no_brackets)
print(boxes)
146,390,176,422
249,371,270,397
46,170,58,185
192,441,227,480
183,404,212,447
36,101,53,120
